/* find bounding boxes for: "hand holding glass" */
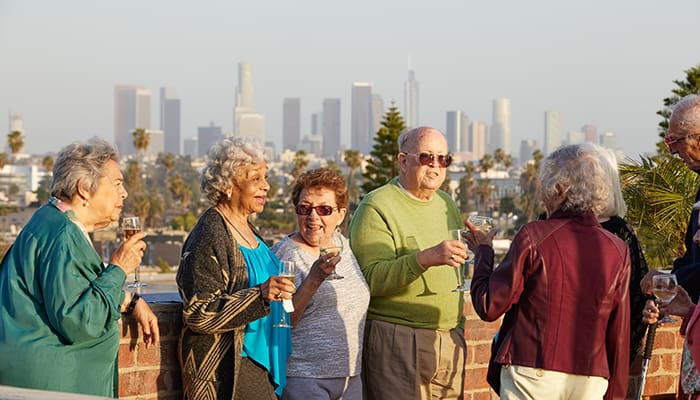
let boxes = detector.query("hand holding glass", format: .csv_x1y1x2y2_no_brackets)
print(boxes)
319,229,344,280
123,216,147,288
652,274,678,323
466,216,493,265
450,229,469,292
274,261,296,328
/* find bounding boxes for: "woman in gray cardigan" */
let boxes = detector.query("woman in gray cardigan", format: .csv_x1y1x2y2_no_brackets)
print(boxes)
177,138,295,399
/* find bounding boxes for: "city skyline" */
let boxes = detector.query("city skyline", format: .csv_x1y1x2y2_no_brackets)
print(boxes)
1,0,698,158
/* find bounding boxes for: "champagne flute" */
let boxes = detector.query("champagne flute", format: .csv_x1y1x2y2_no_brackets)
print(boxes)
274,261,296,328
123,216,147,288
319,229,344,280
465,215,493,265
450,229,469,292
652,274,678,323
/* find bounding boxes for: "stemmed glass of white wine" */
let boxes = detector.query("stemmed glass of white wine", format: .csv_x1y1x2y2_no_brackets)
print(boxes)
319,229,344,280
465,216,493,265
450,229,469,292
652,273,678,323
123,216,147,288
274,261,296,328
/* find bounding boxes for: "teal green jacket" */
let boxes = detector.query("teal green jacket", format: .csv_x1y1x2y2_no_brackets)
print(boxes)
348,178,464,330
0,203,127,397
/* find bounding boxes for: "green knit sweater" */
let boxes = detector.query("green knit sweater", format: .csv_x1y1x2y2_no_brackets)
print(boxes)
348,178,464,330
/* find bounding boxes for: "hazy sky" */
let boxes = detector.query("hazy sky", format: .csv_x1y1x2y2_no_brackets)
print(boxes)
1,0,698,159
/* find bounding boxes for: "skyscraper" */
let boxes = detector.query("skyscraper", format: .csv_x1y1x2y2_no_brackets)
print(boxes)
544,111,561,155
469,121,488,161
282,97,301,152
234,61,265,142
490,98,511,154
404,69,419,128
581,124,598,143
351,82,373,154
370,94,384,137
198,122,224,157
322,98,341,157
446,111,464,152
114,85,151,156
160,87,181,155
519,139,538,166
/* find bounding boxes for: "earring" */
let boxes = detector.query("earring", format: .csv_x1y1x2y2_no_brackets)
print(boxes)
83,201,89,207
227,192,232,200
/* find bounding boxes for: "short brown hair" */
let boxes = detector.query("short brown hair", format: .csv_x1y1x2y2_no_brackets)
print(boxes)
291,167,349,209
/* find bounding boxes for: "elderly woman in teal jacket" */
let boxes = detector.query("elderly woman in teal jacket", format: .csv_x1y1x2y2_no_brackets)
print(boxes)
0,139,159,397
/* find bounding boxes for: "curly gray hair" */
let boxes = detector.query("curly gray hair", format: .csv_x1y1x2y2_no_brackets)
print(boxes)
51,138,119,200
201,137,268,205
539,143,612,216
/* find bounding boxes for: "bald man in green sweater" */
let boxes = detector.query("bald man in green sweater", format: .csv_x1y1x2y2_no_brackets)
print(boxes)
349,126,468,400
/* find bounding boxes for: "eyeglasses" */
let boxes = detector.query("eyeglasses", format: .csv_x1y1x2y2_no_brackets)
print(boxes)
664,133,700,148
401,152,453,168
295,204,336,216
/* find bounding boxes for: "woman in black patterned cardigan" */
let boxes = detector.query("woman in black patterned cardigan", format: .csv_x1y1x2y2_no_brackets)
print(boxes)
177,138,296,399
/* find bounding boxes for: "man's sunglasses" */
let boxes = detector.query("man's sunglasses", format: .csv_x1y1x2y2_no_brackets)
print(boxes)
664,133,700,148
294,204,336,216
401,152,453,168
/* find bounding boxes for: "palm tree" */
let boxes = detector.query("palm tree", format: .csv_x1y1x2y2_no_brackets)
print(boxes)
41,155,54,173
132,128,151,163
7,131,24,163
343,149,363,206
291,150,309,182
477,154,495,213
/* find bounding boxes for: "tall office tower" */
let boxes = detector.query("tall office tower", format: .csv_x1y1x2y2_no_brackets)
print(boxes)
233,61,265,142
160,87,181,155
544,111,562,155
322,98,341,157
146,130,164,157
370,94,384,137
567,131,585,145
600,132,618,149
469,121,488,161
310,113,321,136
446,111,463,152
114,85,151,157
8,112,23,133
490,98,511,154
519,139,538,166
282,98,301,151
404,69,419,128
581,124,598,143
351,82,373,154
198,122,224,158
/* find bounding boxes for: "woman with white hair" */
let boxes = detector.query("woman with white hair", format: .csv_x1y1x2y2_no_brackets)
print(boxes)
177,137,295,399
468,143,631,400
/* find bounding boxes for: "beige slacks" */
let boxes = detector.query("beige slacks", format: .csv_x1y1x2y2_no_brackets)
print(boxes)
499,364,608,400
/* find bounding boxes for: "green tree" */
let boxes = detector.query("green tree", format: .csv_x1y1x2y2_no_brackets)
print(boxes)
157,152,176,178
7,131,24,163
132,128,151,163
361,103,405,195
476,154,495,213
457,162,477,213
621,63,700,268
41,155,54,173
291,150,309,182
0,153,7,171
343,149,363,207
517,149,544,222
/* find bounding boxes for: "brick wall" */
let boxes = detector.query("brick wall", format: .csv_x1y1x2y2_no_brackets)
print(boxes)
119,293,682,400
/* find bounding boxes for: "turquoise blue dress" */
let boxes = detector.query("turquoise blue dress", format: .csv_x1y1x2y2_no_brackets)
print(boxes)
0,200,127,397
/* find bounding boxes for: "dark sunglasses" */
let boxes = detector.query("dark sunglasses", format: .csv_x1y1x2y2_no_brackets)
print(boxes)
664,133,700,148
401,152,453,168
295,204,336,216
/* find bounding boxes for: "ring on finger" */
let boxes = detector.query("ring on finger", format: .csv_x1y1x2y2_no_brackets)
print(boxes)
450,254,455,261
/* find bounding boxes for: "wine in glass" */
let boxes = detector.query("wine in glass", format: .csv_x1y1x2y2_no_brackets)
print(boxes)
450,229,469,292
465,216,493,265
652,274,678,323
319,229,344,280
123,216,147,288
274,261,296,328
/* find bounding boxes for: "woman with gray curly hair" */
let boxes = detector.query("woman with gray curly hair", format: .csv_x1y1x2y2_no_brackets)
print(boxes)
0,138,158,397
468,143,632,400
177,137,294,399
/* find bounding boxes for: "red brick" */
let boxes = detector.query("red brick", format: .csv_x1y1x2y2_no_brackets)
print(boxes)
464,366,490,391
119,368,161,397
118,343,136,368
643,374,677,396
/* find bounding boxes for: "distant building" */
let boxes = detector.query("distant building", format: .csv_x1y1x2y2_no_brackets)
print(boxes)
114,85,151,156
490,98,511,154
299,134,323,156
282,97,301,152
370,93,384,139
582,124,598,144
322,98,341,157
404,68,419,128
446,110,469,153
519,139,538,166
567,130,585,145
198,122,224,158
145,129,164,158
160,87,181,155
600,131,618,150
233,61,265,142
183,136,197,158
544,110,561,155
351,82,373,154
310,112,321,136
469,121,488,161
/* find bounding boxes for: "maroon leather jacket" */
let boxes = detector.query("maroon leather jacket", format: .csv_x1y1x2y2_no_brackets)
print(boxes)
470,209,631,400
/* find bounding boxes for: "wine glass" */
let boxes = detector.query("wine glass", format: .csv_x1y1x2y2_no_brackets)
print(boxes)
319,229,344,280
450,229,469,292
652,274,678,323
274,261,296,328
123,216,147,288
465,216,493,265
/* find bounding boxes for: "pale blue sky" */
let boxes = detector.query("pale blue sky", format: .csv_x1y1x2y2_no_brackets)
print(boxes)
1,0,698,159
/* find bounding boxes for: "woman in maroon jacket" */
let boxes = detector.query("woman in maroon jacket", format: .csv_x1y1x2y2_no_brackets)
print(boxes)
468,143,631,400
